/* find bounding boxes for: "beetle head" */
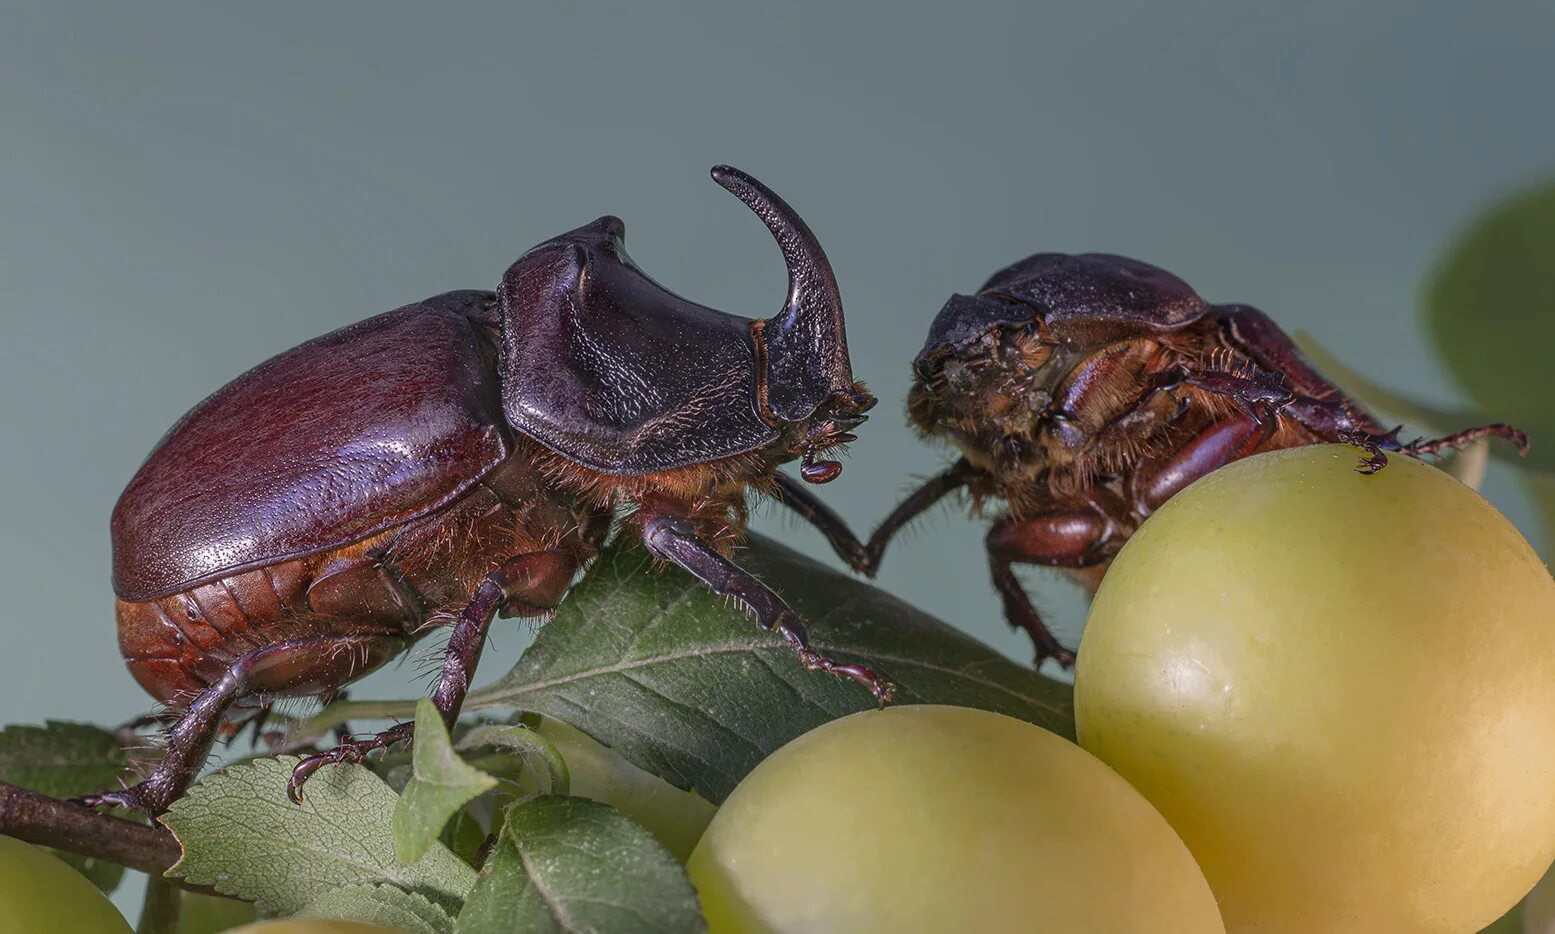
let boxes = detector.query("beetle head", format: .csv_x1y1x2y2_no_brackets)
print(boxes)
908,253,1208,469
497,166,871,484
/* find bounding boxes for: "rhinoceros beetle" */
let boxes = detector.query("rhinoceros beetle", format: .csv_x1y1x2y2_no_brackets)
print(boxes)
84,166,888,816
859,252,1527,667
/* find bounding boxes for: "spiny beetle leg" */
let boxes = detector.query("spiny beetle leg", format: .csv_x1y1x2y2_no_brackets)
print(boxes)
988,551,1078,670
772,470,870,571
782,625,896,708
1340,422,1529,475
1395,423,1528,461
642,515,896,705
983,513,1128,670
288,721,416,803
216,701,275,747
79,634,401,816
287,551,574,802
1179,363,1294,420
861,458,977,577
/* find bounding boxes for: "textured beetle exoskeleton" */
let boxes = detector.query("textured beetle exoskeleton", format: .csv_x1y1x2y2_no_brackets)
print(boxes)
88,166,887,816
863,252,1527,668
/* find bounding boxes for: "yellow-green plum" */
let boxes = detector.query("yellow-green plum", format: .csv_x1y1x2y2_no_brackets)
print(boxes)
0,835,132,933
688,705,1223,933
1075,444,1555,933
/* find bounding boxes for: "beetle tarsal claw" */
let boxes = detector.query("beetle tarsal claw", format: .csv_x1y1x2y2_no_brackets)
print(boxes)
73,784,161,817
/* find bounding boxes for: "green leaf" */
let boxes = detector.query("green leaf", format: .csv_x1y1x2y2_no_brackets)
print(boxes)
162,756,476,915
466,533,1073,804
394,700,497,865
0,721,126,797
0,720,131,893
1426,180,1555,460
457,723,570,796
299,883,454,934
453,796,703,934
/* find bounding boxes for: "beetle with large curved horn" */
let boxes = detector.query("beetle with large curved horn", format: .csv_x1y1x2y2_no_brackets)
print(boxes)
83,164,888,817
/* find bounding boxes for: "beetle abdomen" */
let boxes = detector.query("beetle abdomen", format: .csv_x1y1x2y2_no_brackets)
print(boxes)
112,290,511,603
117,548,415,706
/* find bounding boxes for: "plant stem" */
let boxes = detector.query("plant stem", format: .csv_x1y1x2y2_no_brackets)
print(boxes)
0,780,238,899
0,780,178,874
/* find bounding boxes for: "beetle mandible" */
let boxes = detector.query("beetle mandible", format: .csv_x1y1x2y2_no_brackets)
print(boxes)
83,166,888,816
859,252,1527,666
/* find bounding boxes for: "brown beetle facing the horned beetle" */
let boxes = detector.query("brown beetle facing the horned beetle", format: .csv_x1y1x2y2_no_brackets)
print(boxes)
860,252,1527,667
84,166,888,816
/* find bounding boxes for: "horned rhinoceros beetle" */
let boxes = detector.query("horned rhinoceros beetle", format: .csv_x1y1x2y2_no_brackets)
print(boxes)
859,252,1526,667
84,166,887,816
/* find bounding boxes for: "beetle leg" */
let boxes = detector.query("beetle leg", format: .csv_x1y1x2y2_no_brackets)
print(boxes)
288,550,579,801
1336,422,1530,474
116,710,181,732
641,515,896,705
78,634,407,815
771,470,870,571
860,458,977,576
1215,303,1529,472
1216,304,1361,405
985,509,1125,669
1175,363,1293,420
1130,412,1271,514
215,700,276,746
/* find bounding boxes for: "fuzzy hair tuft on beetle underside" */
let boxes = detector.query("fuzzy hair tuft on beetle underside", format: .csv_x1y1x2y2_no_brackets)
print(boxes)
908,319,1248,491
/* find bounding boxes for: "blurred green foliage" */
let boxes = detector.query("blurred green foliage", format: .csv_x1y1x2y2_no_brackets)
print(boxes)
1427,182,1555,449
1429,180,1555,559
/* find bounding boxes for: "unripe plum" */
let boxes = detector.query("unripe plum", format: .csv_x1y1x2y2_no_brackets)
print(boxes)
688,705,1223,933
1076,445,1555,932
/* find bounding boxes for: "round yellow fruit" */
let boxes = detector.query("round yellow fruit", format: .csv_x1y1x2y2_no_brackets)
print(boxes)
687,705,1223,933
227,920,407,933
0,835,131,933
1075,444,1555,933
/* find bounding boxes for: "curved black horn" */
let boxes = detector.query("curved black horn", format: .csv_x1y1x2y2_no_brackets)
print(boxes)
711,165,853,422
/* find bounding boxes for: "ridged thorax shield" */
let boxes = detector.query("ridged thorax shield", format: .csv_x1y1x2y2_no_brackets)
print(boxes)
497,166,855,474
916,252,1212,373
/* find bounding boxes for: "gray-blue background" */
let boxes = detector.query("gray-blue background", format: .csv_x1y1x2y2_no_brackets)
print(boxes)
4,1,1553,919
